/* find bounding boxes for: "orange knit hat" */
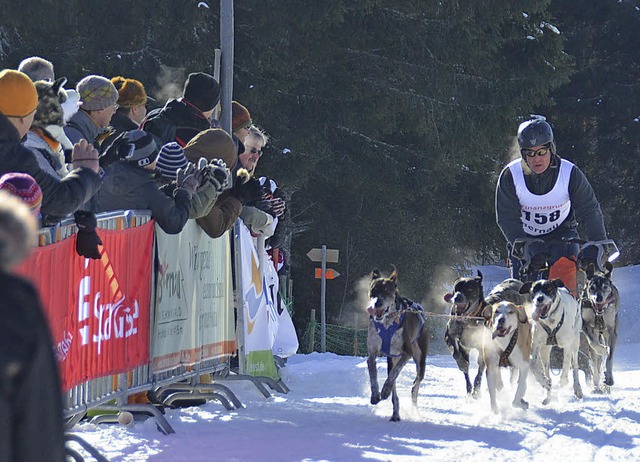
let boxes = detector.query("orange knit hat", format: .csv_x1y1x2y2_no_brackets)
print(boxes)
0,69,39,118
111,76,148,109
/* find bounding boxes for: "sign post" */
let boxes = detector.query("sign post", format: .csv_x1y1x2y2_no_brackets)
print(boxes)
307,246,339,353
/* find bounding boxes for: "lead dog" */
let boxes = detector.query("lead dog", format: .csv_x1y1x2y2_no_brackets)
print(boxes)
444,272,528,397
581,261,620,393
367,267,429,421
520,279,583,404
481,301,532,413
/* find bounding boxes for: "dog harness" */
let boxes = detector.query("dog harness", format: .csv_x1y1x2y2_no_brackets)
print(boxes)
540,309,565,346
499,329,519,367
372,298,425,357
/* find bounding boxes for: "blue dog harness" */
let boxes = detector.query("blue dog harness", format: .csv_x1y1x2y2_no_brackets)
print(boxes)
372,298,425,357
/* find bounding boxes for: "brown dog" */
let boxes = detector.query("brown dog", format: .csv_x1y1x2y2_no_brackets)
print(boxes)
366,267,429,421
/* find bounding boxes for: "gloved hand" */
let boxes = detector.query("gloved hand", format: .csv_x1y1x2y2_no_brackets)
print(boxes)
71,139,100,173
577,245,600,271
74,210,102,259
269,197,286,218
194,157,209,187
522,240,549,273
176,163,199,199
200,158,231,193
529,253,550,272
231,176,263,205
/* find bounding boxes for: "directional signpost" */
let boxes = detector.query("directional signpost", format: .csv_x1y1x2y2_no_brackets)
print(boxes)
307,245,339,352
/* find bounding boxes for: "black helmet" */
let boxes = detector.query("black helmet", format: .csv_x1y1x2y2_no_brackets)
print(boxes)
517,115,555,150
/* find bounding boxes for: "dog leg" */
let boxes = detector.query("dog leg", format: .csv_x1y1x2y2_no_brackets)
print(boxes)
381,354,410,400
367,354,381,405
512,365,529,410
560,346,571,388
411,340,428,405
571,343,583,400
486,362,499,414
604,315,619,387
536,346,553,405
390,384,401,422
472,360,485,399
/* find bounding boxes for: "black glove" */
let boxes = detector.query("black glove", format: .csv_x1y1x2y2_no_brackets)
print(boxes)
231,176,263,205
577,245,600,271
176,163,199,199
74,211,102,259
201,158,231,193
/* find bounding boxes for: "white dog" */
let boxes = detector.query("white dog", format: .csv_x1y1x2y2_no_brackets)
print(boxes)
482,301,532,413
520,279,583,405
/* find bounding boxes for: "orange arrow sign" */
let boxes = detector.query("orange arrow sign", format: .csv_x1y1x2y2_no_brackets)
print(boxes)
315,268,340,279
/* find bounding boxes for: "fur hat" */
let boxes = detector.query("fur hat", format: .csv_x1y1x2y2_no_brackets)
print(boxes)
0,173,42,217
0,190,38,271
182,72,220,113
0,69,39,118
18,56,55,82
232,101,252,132
76,75,118,111
121,130,159,167
111,76,147,109
157,142,189,180
184,128,237,170
31,77,67,130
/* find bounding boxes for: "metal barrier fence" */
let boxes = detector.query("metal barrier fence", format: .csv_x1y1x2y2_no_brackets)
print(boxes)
32,211,264,438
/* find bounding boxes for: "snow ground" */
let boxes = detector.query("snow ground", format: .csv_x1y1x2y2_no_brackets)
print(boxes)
69,266,640,462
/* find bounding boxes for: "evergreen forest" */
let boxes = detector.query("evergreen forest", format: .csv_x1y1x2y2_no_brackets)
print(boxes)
1,0,638,335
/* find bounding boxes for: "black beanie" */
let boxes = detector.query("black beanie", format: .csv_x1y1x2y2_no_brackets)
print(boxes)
183,72,220,112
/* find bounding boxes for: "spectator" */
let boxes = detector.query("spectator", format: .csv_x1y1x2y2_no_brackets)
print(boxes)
142,72,220,147
91,130,198,234
65,75,118,148
101,76,149,150
156,141,231,219
232,100,252,143
0,172,43,218
238,126,285,238
495,115,608,291
17,55,55,82
0,190,65,462
184,128,261,238
0,69,101,225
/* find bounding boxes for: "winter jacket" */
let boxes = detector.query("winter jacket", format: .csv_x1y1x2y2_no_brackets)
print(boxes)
100,110,139,153
141,98,214,148
91,161,191,234
23,129,68,177
495,153,607,245
64,109,103,145
158,176,220,219
0,271,65,462
0,113,101,224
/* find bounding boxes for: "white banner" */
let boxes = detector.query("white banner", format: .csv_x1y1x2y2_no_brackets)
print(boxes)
152,221,235,373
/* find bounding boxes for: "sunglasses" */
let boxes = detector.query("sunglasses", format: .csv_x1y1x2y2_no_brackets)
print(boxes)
521,145,551,158
249,147,263,157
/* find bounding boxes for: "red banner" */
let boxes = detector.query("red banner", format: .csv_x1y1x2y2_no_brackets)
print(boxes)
15,222,154,391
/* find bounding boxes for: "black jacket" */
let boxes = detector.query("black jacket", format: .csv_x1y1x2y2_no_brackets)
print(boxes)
0,113,101,225
141,98,213,147
90,161,191,234
99,110,139,153
495,154,607,244
0,271,65,462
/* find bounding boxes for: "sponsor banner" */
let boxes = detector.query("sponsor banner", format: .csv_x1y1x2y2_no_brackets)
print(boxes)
238,223,279,379
15,222,154,392
152,221,235,373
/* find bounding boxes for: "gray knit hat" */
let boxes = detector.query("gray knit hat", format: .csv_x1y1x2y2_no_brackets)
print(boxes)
157,142,189,180
76,75,118,111
121,130,159,167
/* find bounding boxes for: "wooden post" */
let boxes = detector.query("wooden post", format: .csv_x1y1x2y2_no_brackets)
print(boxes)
309,308,316,353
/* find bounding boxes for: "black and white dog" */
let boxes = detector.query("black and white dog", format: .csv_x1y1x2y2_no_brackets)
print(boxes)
581,261,620,393
444,272,528,397
520,279,583,405
366,267,429,421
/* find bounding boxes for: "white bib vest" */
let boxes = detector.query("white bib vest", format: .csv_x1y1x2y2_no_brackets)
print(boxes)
508,158,573,236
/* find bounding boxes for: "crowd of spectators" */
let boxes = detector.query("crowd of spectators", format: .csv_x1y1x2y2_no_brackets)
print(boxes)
0,55,289,459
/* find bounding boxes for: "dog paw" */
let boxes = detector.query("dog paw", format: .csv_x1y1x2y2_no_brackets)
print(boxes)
471,389,481,400
513,399,529,410
604,375,614,387
574,388,583,400
389,415,401,422
542,397,550,406
370,393,381,405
